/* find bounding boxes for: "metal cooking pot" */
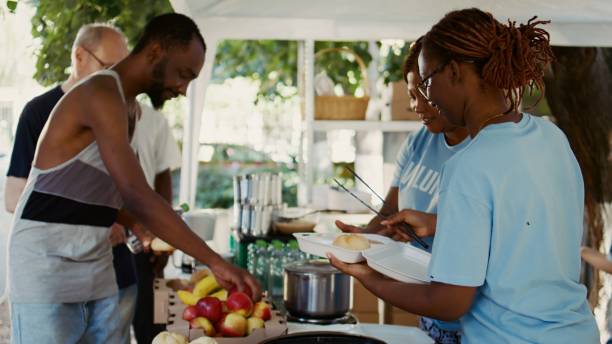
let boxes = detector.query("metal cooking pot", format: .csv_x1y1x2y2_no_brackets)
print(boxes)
283,260,350,319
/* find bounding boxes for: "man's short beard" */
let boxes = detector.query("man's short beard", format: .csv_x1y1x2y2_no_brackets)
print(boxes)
147,58,167,109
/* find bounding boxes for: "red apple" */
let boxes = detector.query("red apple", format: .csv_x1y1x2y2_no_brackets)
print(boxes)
219,313,247,337
251,301,271,321
190,317,216,336
182,305,199,322
214,314,225,334
226,292,253,317
196,297,223,323
229,285,253,299
247,317,265,335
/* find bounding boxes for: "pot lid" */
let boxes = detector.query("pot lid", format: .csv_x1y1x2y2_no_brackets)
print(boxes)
285,259,342,275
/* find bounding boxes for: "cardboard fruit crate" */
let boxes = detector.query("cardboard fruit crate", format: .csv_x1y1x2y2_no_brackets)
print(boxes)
154,278,288,343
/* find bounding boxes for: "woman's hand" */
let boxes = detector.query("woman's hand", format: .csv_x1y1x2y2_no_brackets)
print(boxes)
335,220,366,233
381,209,437,241
327,253,384,281
335,220,404,239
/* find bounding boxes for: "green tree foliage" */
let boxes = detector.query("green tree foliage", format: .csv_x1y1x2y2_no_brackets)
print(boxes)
212,40,298,100
6,0,18,13
212,40,374,100
30,0,173,86
380,42,410,85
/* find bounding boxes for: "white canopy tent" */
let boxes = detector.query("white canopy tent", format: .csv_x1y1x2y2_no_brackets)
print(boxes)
170,0,612,205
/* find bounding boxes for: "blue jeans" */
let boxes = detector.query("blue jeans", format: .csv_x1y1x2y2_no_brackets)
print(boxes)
419,316,461,344
117,284,137,344
10,293,119,344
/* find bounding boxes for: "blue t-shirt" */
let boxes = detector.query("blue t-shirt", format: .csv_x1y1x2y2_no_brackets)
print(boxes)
391,126,469,331
429,114,599,343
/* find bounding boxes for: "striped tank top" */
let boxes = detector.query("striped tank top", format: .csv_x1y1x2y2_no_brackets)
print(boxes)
8,70,125,303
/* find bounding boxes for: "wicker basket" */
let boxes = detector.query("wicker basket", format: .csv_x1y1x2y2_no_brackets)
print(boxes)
314,48,370,120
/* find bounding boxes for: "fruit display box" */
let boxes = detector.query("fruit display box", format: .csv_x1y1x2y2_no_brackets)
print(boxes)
153,278,288,343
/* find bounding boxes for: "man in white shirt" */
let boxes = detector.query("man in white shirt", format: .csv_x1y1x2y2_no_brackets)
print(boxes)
130,102,181,343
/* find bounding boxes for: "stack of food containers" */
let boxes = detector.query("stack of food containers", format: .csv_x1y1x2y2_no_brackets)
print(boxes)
232,173,284,237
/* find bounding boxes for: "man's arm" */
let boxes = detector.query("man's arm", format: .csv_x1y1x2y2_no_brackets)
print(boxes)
5,177,26,213
84,80,260,297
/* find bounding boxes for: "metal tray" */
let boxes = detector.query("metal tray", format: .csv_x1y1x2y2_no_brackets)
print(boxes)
293,232,393,263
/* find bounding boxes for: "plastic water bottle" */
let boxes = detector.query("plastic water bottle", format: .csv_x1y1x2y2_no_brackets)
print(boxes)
255,243,271,290
287,239,309,262
247,240,267,275
267,240,285,301
247,243,256,275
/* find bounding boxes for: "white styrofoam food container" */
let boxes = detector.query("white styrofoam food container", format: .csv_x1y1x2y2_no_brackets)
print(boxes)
293,232,394,263
363,243,431,284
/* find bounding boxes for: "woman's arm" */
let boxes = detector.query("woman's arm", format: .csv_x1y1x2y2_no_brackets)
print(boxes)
368,187,399,230
336,190,437,242
336,188,399,234
380,209,437,240
329,254,476,321
581,246,612,274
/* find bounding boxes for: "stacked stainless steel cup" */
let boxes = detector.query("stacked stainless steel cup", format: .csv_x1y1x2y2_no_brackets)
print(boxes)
233,173,284,236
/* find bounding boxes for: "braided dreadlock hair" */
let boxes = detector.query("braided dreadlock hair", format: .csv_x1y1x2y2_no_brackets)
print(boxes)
403,37,424,83
422,8,554,110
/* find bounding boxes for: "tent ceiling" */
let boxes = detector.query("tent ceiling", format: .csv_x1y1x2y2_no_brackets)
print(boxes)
172,0,612,46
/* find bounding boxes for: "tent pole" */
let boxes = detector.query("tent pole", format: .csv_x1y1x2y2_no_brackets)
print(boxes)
179,36,218,207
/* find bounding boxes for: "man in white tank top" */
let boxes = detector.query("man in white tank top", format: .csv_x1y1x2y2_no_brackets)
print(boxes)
7,13,261,343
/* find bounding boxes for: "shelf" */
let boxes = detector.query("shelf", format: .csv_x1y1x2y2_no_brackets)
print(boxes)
307,120,422,132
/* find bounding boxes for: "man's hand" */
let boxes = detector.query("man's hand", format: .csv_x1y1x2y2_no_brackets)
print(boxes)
109,223,127,246
381,209,437,241
209,259,262,301
131,223,155,253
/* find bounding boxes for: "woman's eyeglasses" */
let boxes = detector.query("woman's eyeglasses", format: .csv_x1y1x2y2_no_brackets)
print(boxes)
416,59,477,105
416,61,448,104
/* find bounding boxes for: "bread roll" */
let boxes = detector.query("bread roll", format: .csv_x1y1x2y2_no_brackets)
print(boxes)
151,238,175,253
332,234,370,250
152,331,188,344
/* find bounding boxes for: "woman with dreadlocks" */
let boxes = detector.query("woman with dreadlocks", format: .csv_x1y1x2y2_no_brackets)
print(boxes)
330,8,599,343
336,37,469,343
